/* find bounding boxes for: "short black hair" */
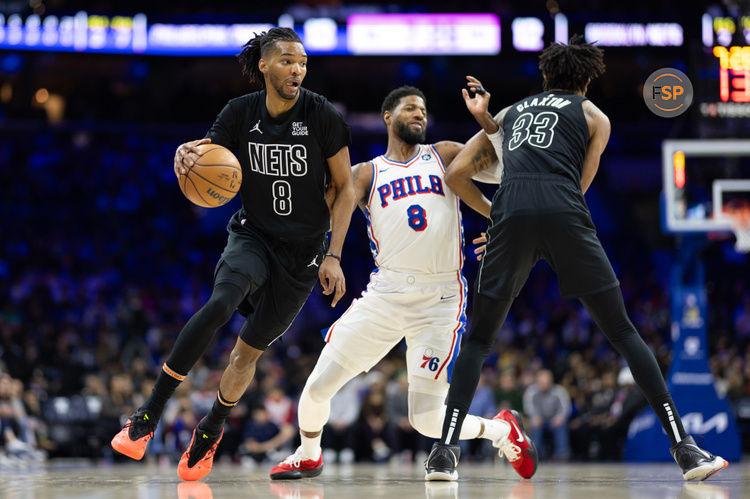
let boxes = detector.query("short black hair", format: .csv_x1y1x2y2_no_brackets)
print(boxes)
380,86,426,116
237,27,303,89
538,34,605,92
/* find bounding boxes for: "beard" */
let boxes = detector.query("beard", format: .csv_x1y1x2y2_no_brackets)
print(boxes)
394,119,426,145
269,73,299,101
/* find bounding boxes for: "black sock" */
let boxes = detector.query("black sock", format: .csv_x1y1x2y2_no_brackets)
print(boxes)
142,366,183,421
199,391,238,434
653,394,687,446
440,405,468,445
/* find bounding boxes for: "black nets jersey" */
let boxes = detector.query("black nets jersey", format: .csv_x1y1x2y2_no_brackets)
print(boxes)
495,91,591,217
205,87,351,241
501,91,589,185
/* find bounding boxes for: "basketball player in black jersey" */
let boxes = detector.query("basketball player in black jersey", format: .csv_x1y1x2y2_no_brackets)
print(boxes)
426,36,727,482
111,28,355,481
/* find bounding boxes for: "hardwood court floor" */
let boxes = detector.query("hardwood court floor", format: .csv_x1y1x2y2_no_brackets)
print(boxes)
2,460,746,498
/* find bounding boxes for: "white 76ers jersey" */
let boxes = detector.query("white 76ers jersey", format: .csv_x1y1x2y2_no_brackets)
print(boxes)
364,144,463,274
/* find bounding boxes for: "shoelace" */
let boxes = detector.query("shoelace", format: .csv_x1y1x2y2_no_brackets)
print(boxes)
498,438,521,462
282,447,304,468
125,416,154,439
189,431,219,464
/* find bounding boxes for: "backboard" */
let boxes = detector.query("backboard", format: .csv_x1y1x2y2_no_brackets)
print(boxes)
662,139,750,233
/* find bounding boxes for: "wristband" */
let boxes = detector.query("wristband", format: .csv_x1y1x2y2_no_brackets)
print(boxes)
325,252,341,262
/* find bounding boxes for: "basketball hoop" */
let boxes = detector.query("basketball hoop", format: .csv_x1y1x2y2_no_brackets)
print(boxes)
725,200,750,253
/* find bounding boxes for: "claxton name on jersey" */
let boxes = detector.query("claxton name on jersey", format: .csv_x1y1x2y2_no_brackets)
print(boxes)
515,95,571,111
377,174,445,207
247,143,308,176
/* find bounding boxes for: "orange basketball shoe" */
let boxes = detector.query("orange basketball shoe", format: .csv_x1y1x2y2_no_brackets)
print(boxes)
110,408,157,460
495,410,538,479
177,422,224,481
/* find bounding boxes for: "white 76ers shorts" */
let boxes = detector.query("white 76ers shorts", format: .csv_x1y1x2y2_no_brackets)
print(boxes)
321,268,467,396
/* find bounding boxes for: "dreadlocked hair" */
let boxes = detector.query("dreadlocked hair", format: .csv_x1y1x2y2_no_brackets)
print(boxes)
237,27,302,89
538,34,605,92
381,86,426,116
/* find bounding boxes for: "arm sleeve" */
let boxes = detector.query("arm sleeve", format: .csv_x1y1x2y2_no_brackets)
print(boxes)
318,100,351,159
471,128,504,184
204,100,240,150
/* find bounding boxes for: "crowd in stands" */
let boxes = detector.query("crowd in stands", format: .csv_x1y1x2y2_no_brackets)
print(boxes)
1,123,749,469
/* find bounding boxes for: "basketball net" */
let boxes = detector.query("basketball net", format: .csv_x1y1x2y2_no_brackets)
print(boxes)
727,204,750,253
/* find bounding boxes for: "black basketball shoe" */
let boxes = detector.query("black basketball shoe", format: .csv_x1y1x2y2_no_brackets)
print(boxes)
670,436,728,480
425,443,461,481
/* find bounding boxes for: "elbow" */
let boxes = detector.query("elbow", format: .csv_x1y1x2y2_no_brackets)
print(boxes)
444,168,459,191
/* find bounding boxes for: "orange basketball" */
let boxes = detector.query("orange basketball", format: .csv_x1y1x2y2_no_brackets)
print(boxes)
179,144,242,208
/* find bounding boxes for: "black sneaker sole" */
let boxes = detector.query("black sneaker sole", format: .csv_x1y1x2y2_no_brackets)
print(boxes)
270,464,323,480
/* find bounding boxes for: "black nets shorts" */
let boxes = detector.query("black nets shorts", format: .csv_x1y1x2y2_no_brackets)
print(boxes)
477,209,619,300
214,213,328,350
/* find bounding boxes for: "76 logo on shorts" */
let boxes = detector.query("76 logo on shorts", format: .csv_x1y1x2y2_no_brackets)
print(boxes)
420,348,440,372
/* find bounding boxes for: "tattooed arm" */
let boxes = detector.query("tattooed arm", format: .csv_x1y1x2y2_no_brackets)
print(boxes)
444,109,507,218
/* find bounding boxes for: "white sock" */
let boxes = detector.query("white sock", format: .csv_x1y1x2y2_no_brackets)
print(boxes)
300,432,322,461
479,416,510,442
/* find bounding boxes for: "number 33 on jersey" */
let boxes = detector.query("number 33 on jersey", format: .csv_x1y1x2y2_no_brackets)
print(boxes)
364,145,463,274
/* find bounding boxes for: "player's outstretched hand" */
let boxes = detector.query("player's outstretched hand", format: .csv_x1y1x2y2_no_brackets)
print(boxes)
174,138,211,177
462,75,490,117
473,232,488,261
319,256,346,307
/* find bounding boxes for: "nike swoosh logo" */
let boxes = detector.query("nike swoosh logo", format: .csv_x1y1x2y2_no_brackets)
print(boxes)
440,294,457,300
685,443,711,460
510,420,525,442
379,169,390,173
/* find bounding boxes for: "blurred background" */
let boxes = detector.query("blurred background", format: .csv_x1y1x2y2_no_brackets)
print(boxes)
1,0,749,468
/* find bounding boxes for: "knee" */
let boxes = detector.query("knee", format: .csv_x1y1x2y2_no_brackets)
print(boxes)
304,377,335,404
462,336,494,357
408,409,442,439
228,344,262,375
203,295,236,324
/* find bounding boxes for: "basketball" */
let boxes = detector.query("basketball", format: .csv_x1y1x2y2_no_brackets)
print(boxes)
179,144,242,208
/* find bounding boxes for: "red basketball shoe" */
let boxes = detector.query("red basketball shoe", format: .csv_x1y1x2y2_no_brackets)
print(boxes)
495,410,538,479
270,446,324,480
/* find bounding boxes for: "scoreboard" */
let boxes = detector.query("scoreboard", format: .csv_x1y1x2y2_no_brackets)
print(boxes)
699,13,750,118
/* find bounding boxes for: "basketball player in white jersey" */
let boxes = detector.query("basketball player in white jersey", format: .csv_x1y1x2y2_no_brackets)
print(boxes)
269,86,527,480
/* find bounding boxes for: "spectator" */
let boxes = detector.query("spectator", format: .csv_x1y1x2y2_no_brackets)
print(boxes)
494,369,523,413
523,369,571,460
241,406,294,464
358,382,390,463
